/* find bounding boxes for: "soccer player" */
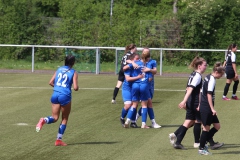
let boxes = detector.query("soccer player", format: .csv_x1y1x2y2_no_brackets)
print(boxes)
198,62,225,155
169,56,207,149
222,43,239,100
135,58,161,128
120,53,143,128
124,48,152,128
36,55,79,146
111,44,138,104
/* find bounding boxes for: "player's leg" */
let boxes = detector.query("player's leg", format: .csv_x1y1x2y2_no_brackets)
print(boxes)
193,108,201,148
36,92,60,132
173,105,195,149
207,116,224,150
140,83,150,129
54,101,71,146
147,99,161,128
198,112,211,155
222,72,233,100
232,77,239,99
124,83,139,128
112,69,124,104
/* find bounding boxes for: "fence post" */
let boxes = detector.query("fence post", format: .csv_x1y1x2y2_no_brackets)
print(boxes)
96,48,100,74
160,49,163,76
32,46,35,72
115,49,118,75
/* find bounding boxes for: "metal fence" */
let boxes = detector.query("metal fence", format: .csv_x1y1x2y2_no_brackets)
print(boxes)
0,44,227,75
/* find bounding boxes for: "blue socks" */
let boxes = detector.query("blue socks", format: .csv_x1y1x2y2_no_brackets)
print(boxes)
57,124,66,140
44,116,55,124
142,108,148,123
148,108,155,120
121,108,128,119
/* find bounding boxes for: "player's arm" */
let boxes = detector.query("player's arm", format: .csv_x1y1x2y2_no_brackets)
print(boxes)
126,59,139,69
125,74,143,82
49,72,56,87
196,89,202,111
73,71,79,91
207,93,216,115
178,87,193,109
232,63,238,78
142,67,157,75
222,61,226,67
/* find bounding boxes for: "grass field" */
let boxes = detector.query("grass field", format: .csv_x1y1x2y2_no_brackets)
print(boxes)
0,59,222,73
1,73,240,160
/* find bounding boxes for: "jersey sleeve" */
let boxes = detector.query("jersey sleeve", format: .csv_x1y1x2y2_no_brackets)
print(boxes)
189,73,202,88
231,52,236,63
124,69,131,76
207,76,216,93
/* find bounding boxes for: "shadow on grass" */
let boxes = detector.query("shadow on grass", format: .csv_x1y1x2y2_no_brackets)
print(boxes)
160,124,181,128
211,144,240,154
68,141,120,145
152,101,161,104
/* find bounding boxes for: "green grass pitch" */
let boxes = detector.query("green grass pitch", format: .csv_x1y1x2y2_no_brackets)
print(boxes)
0,73,240,160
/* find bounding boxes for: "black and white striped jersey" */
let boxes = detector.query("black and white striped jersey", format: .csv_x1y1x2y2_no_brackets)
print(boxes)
186,71,202,106
200,74,216,113
120,51,132,69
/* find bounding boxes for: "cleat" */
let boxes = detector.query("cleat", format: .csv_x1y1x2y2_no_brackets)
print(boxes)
111,99,116,104
152,123,161,128
169,133,177,145
173,144,187,150
55,139,67,146
210,142,224,150
222,97,231,100
130,122,138,128
36,118,45,132
124,123,129,128
231,96,239,100
120,118,125,127
194,143,200,148
141,125,150,129
124,120,130,128
198,146,212,155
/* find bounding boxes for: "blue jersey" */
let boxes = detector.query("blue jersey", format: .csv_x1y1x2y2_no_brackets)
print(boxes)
146,59,156,98
122,69,134,102
130,60,152,83
129,60,151,101
53,66,75,97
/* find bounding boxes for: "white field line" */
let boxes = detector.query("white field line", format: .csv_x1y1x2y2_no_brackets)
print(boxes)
0,86,235,92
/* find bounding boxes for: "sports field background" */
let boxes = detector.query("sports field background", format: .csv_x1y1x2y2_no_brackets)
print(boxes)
0,72,240,160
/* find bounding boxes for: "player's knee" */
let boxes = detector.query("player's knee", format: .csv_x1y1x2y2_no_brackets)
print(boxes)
213,123,220,130
234,80,239,85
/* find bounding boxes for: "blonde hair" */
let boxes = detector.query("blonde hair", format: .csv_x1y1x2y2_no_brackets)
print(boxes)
213,62,225,73
141,48,150,63
189,56,206,70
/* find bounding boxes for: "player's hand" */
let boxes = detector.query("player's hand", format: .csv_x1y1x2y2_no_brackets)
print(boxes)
196,106,200,111
235,73,238,79
178,101,186,110
142,67,150,72
211,109,217,115
138,74,144,79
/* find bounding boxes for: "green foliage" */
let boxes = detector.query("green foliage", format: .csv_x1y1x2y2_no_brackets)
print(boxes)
1,0,240,65
177,0,240,65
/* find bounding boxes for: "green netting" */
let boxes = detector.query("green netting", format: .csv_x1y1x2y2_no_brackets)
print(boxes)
65,48,96,73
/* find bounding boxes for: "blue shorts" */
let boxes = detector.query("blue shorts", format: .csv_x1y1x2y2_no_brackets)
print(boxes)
51,91,71,106
132,82,150,101
122,82,132,102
